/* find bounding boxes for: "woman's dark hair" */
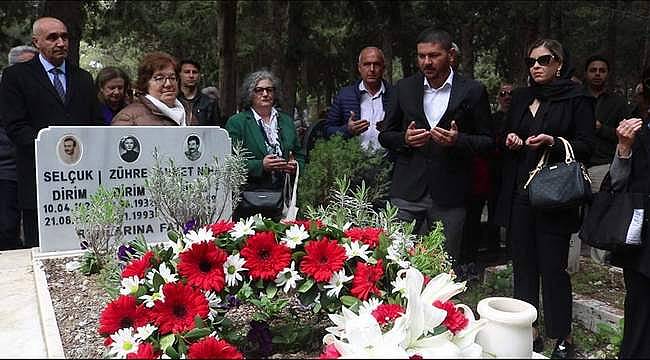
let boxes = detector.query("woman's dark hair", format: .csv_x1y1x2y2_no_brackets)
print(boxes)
134,51,178,94
95,66,131,104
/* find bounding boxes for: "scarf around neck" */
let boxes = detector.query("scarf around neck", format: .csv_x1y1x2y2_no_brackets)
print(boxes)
145,94,186,126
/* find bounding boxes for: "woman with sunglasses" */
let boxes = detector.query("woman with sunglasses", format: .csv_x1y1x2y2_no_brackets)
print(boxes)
494,39,595,359
225,69,304,220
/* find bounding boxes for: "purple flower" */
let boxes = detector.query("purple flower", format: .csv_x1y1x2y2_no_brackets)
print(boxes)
79,240,88,250
246,320,272,357
117,244,136,262
183,218,197,234
226,295,241,308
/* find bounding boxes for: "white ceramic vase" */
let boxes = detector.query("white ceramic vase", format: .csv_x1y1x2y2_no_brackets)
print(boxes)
475,297,538,358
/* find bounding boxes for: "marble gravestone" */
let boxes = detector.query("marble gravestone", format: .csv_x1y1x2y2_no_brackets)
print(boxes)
35,126,232,252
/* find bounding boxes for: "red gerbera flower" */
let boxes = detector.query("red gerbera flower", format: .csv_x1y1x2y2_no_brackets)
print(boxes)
371,303,405,325
433,300,469,334
99,295,149,336
284,219,324,230
344,227,384,248
126,343,157,359
187,337,243,359
350,259,384,300
240,231,291,280
209,220,235,236
122,251,154,279
300,237,347,282
150,283,209,334
178,241,228,291
319,343,341,359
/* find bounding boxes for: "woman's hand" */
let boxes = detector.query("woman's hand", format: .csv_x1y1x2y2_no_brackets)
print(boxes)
525,133,554,150
505,132,523,150
282,160,298,174
616,118,643,157
262,154,287,172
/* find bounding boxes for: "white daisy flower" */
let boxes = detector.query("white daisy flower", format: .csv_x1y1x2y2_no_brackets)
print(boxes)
390,269,409,295
157,262,178,283
119,276,141,296
108,328,140,358
343,241,371,262
223,253,247,287
324,269,354,298
275,261,303,293
135,324,157,341
229,216,257,238
359,297,382,315
139,285,164,308
204,291,222,321
280,224,309,249
183,227,215,249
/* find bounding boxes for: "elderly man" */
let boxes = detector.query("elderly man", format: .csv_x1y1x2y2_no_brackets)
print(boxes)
0,45,38,250
0,17,102,248
379,28,493,264
324,46,392,150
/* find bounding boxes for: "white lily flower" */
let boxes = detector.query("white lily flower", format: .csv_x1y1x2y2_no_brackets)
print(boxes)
229,216,257,238
452,304,487,356
223,253,247,287
280,224,309,249
420,272,467,305
275,261,303,293
324,269,353,298
183,227,215,249
135,324,157,341
139,285,164,308
119,276,140,296
343,240,371,261
108,328,140,358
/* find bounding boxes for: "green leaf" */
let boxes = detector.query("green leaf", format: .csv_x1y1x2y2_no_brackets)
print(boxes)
152,272,165,290
266,283,278,298
177,335,187,354
312,302,322,313
160,333,175,351
194,315,206,329
255,278,265,289
291,251,306,261
340,295,360,307
184,327,212,340
167,230,179,242
297,278,314,293
165,346,179,358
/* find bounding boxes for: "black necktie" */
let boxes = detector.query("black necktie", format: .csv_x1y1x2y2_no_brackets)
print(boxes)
49,68,65,101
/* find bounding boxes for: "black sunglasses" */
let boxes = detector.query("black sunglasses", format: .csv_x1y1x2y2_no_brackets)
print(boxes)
525,54,556,68
499,90,512,97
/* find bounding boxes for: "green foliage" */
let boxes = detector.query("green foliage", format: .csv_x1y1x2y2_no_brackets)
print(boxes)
483,264,513,293
596,318,624,357
299,135,391,211
408,221,452,277
79,251,101,275
71,185,128,271
248,295,290,322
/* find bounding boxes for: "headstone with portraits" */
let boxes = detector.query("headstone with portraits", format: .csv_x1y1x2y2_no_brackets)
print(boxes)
35,126,231,252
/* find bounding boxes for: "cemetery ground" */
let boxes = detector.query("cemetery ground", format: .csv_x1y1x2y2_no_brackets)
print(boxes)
21,247,622,359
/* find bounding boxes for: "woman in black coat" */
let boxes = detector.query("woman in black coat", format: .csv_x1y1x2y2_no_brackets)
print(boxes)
494,39,595,358
609,67,650,359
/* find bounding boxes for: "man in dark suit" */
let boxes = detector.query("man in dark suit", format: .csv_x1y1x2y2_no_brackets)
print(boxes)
378,28,493,263
0,17,102,248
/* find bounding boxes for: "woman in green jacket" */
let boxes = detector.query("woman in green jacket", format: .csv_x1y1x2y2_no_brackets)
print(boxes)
226,69,305,220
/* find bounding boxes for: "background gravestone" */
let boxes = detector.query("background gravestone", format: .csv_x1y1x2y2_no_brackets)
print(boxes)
35,126,231,252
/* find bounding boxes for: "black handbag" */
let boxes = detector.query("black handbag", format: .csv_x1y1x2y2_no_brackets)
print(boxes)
579,173,646,251
239,174,290,213
524,137,592,209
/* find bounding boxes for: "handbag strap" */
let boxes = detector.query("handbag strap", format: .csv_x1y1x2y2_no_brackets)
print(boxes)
523,136,586,189
289,163,299,208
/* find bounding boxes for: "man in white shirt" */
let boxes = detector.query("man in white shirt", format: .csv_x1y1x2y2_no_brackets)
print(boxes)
324,47,392,150
379,28,493,263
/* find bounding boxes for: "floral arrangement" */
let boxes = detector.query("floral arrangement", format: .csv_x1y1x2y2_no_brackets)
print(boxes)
97,210,467,358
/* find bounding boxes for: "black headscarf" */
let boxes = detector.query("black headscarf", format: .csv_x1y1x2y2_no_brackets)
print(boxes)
529,47,585,102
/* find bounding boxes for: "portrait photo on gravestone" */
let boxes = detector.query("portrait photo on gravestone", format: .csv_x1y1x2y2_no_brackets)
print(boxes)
57,135,82,165
118,135,140,163
184,134,202,161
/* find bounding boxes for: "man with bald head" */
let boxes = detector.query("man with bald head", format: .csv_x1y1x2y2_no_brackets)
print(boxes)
0,17,102,248
324,47,392,150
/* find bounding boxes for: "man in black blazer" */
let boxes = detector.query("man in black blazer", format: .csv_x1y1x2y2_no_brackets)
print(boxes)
378,28,493,263
0,17,103,248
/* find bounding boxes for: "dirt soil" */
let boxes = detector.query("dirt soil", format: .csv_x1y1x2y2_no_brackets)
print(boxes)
42,256,110,359
572,257,625,309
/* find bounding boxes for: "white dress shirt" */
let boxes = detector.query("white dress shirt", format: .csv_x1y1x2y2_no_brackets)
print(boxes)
39,54,67,92
358,81,385,150
252,107,282,156
423,68,454,128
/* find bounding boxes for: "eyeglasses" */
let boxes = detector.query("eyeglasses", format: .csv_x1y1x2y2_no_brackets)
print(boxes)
524,54,556,68
253,86,275,95
499,90,512,97
151,74,177,84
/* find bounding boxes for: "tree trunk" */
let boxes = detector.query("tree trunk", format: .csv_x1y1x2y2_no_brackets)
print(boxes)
641,1,650,73
42,0,83,66
218,0,237,117
282,0,303,117
271,0,289,111
460,24,475,78
606,0,618,88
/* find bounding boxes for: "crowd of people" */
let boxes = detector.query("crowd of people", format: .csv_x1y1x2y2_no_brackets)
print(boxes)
1,15,650,359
